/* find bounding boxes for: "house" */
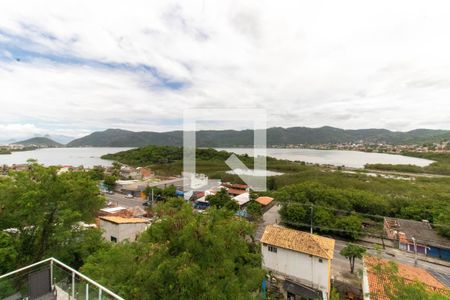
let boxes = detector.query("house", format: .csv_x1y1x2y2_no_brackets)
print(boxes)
384,217,450,261
362,256,449,300
137,167,154,179
99,206,128,216
99,216,150,243
255,196,275,211
221,183,249,196
260,225,335,300
233,192,251,208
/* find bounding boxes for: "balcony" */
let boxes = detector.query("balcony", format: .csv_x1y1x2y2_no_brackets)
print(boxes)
0,257,124,300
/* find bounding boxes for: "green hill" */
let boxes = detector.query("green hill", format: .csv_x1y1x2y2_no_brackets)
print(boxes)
14,137,63,147
67,127,450,147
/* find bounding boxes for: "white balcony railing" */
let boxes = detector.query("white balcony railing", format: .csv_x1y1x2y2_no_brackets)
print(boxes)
0,257,124,300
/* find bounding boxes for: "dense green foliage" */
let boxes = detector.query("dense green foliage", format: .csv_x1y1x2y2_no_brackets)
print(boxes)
87,165,105,180
246,201,263,219
103,175,117,191
143,185,177,201
365,163,425,173
0,163,107,271
0,149,12,154
206,188,239,211
82,199,265,299
276,178,450,239
366,152,450,175
340,243,366,273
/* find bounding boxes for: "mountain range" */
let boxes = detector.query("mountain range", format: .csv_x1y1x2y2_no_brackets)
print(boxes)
14,137,63,147
65,127,450,147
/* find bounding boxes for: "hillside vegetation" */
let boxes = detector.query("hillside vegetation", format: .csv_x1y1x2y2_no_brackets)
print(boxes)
14,137,63,147
68,127,450,147
366,152,450,175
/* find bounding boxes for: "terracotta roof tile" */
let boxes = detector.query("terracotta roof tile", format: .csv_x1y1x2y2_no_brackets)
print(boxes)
260,225,335,259
255,196,274,206
364,256,449,300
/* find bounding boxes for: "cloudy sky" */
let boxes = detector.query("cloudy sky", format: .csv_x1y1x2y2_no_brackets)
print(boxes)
1,0,450,142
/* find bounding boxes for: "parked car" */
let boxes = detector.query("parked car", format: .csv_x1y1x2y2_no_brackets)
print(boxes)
143,200,151,206
125,194,134,198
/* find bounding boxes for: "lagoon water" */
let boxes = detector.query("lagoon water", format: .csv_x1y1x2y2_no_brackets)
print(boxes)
216,148,434,169
0,147,434,169
0,147,132,168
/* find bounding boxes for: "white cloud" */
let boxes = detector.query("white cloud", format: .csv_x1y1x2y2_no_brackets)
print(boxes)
0,0,450,139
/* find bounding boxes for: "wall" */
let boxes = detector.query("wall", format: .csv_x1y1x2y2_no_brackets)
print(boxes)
261,244,330,297
100,220,149,242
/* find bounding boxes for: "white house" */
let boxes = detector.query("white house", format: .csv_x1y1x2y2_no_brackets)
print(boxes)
99,216,150,243
233,192,251,208
261,225,335,300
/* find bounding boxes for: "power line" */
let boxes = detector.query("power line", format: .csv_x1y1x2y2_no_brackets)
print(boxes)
280,219,449,246
281,201,450,229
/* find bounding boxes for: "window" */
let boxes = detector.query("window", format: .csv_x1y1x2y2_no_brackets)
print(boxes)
268,245,277,253
110,236,117,243
319,258,323,263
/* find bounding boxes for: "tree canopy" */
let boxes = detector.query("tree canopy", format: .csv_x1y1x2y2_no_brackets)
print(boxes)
340,243,366,273
82,199,265,299
0,163,106,271
206,188,239,211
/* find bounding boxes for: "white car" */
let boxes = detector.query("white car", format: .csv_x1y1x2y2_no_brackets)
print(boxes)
125,194,134,198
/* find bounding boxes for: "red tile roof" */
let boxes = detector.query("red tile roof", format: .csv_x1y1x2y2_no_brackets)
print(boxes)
255,196,274,206
364,256,448,300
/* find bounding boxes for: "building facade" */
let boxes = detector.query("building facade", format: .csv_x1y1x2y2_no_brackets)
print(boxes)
261,225,335,300
99,216,149,242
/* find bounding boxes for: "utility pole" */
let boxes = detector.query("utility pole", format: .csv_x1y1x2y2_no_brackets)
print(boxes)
412,237,418,266
310,204,314,234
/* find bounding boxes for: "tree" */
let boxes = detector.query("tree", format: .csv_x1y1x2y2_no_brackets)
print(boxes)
103,175,117,192
87,165,105,181
111,161,121,177
0,163,105,269
340,243,366,273
0,232,18,274
335,215,363,240
206,188,239,211
434,211,450,238
82,200,265,299
246,201,262,219
143,185,178,202
280,203,306,225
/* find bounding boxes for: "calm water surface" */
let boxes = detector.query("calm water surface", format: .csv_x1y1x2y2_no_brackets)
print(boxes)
216,148,434,168
0,147,434,169
0,147,132,167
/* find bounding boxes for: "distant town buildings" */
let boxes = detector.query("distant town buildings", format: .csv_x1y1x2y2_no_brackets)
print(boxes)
274,140,450,154
260,224,335,300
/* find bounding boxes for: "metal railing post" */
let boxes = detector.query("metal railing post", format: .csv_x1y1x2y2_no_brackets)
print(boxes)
72,271,76,299
50,259,54,288
86,283,89,300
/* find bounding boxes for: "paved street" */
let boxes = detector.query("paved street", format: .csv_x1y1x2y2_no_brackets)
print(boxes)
105,193,146,208
255,203,281,241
